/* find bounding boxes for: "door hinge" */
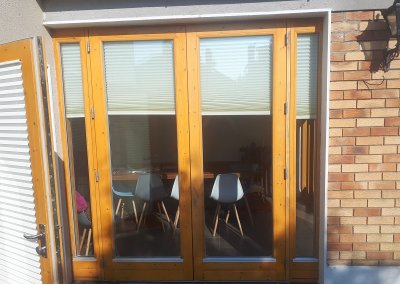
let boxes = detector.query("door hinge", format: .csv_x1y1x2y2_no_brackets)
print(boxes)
95,170,99,182
284,101,288,115
284,168,288,180
91,107,95,119
86,40,91,53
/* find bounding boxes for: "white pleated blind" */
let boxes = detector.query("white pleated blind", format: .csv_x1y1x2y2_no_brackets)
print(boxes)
0,60,42,284
296,34,319,119
60,43,84,118
103,40,175,115
200,36,272,115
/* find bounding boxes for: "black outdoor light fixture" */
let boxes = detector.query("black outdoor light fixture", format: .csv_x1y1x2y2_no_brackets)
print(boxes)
382,0,400,72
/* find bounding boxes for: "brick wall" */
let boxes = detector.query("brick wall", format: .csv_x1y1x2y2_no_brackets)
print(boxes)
328,11,400,266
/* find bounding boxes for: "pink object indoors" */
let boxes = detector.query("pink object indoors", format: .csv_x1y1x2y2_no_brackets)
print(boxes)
75,191,88,213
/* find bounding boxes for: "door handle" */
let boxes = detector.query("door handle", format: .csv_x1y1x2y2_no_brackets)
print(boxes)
23,232,45,241
23,224,47,258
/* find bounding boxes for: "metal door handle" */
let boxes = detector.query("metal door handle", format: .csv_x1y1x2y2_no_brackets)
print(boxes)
23,224,48,258
23,232,44,241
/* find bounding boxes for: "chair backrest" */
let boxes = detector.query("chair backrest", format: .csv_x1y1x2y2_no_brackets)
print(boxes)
135,173,166,202
170,175,179,200
210,173,244,203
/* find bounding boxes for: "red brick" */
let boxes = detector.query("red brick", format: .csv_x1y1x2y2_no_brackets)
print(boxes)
331,33,345,42
330,91,344,100
386,99,400,107
329,155,355,164
328,216,340,225
331,61,358,71
328,233,340,243
331,71,344,81
384,154,400,163
332,13,345,22
343,70,372,80
332,42,360,52
385,117,400,126
343,90,371,100
369,163,397,172
330,109,343,118
372,89,399,98
329,173,354,182
345,11,374,21
367,252,394,260
331,53,345,62
358,80,387,90
342,146,369,155
328,225,353,234
369,181,396,190
354,208,381,217
343,109,370,118
358,61,372,70
330,137,355,146
340,234,366,243
341,182,368,190
328,243,353,251
371,127,399,136
353,243,379,251
343,127,370,137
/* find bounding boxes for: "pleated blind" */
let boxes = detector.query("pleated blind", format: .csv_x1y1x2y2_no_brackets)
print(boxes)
0,60,42,284
200,36,272,115
60,43,84,118
103,40,175,115
296,34,319,119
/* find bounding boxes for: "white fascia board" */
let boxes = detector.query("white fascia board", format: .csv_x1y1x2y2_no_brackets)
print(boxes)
43,9,331,28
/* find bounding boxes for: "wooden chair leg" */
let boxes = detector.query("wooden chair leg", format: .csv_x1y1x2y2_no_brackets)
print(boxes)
85,228,92,256
212,204,221,237
157,202,166,232
132,199,138,224
79,228,87,255
137,202,147,231
115,198,122,215
225,209,230,224
233,204,244,237
244,196,254,225
160,201,171,223
173,207,180,229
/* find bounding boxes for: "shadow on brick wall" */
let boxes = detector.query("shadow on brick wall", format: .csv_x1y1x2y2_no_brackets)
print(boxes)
356,17,391,73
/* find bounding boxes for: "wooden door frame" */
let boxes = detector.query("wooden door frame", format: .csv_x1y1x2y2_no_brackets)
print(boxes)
0,39,54,283
53,30,103,280
88,26,193,281
287,20,323,281
52,19,324,282
186,21,287,281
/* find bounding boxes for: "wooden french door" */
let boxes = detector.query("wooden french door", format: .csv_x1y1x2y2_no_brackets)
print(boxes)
53,20,321,282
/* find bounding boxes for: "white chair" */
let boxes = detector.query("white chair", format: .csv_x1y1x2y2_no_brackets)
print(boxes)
135,173,170,231
210,173,245,237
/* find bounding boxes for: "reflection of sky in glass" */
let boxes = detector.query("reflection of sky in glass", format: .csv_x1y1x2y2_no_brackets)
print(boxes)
201,36,271,81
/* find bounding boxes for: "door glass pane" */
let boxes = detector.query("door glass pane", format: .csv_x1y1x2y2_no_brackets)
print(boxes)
295,34,319,257
60,43,94,257
103,40,180,258
200,36,273,257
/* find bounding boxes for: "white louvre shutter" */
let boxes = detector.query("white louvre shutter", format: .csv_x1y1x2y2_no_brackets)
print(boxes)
0,60,42,284
200,36,273,115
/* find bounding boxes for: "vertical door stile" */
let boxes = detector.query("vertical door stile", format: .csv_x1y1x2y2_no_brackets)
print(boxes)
84,30,104,278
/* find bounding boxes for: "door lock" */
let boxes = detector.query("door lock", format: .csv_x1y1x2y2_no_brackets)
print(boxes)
23,224,47,258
